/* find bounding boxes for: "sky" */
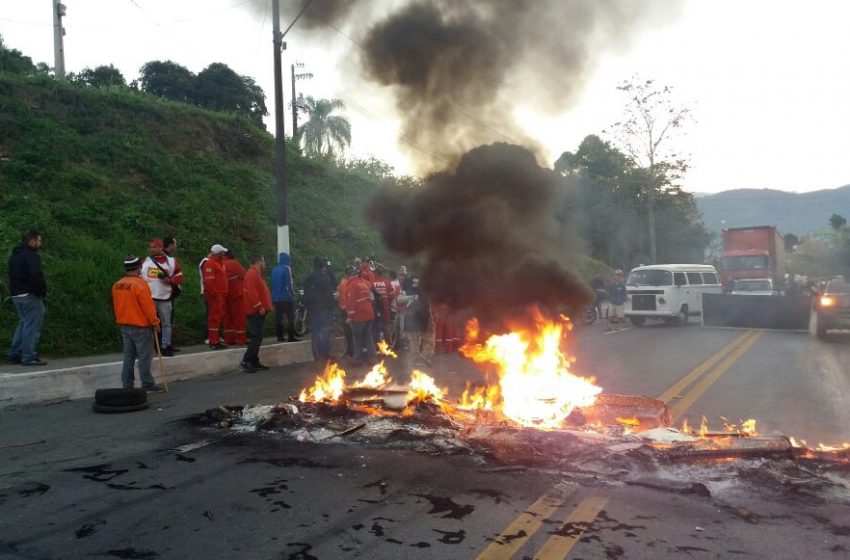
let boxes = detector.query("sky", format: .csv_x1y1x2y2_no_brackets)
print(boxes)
1,0,849,194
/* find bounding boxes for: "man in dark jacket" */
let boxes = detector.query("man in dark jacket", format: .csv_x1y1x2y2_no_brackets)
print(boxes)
6,231,48,366
270,252,298,342
302,256,337,360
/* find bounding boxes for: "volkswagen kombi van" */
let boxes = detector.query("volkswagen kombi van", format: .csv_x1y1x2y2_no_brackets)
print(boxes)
625,264,722,326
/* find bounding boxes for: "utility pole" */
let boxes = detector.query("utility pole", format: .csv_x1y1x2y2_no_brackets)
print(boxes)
52,0,66,79
272,0,289,255
291,62,313,139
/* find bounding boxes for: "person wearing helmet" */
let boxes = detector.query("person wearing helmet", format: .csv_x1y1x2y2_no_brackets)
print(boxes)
302,256,338,360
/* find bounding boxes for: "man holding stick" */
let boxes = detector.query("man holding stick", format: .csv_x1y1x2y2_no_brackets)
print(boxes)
111,255,163,392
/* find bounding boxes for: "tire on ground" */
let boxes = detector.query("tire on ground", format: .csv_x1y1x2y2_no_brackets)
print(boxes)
94,388,147,407
92,402,151,414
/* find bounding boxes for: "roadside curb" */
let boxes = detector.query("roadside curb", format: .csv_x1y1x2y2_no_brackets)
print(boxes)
0,341,314,411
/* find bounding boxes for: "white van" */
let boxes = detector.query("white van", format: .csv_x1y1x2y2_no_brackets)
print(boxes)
625,264,722,326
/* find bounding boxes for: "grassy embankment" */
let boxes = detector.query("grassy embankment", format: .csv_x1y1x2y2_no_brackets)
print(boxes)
0,74,383,357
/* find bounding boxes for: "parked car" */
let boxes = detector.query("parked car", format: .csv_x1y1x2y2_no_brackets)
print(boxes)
625,264,722,326
730,278,778,296
810,279,850,339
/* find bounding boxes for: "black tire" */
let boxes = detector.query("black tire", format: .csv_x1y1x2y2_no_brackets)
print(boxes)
578,307,597,325
94,388,147,407
294,307,309,336
629,316,646,327
92,402,150,414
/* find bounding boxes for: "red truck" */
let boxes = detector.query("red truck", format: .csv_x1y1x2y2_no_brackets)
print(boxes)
721,226,786,290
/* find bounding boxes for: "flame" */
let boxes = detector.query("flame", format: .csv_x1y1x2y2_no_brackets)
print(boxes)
377,340,398,359
460,315,601,429
406,370,446,405
457,382,500,412
352,362,392,389
299,363,346,403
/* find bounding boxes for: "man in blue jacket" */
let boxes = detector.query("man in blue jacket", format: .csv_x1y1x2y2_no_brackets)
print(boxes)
270,252,299,342
6,231,48,366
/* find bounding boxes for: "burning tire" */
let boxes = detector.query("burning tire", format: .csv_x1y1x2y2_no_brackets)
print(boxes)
94,388,147,407
92,402,150,414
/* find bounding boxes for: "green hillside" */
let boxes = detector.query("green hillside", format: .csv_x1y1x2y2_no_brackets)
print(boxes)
0,73,384,357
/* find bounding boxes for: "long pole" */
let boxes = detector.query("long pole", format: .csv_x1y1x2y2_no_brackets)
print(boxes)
291,64,298,138
272,0,290,255
52,0,66,79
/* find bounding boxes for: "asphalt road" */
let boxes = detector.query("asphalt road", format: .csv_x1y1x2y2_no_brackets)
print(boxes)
2,322,849,560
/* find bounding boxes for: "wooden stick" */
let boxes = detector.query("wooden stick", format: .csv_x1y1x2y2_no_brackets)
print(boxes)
152,329,170,392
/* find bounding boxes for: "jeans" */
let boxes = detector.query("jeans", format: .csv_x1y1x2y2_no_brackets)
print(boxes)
154,299,173,347
242,313,266,366
351,320,376,364
7,294,45,363
310,309,334,359
120,325,156,389
274,301,296,340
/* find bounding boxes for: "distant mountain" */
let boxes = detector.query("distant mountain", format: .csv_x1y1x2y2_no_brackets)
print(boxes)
694,185,850,235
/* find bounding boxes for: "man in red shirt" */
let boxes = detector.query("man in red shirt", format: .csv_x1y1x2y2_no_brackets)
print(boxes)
202,244,229,349
222,249,247,345
112,255,162,391
241,255,272,373
140,239,184,356
372,266,396,343
344,267,376,366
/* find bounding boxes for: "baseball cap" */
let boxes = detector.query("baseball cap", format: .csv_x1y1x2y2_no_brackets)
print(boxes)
210,244,227,254
124,255,141,271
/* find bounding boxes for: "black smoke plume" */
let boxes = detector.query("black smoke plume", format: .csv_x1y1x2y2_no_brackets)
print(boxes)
366,143,592,330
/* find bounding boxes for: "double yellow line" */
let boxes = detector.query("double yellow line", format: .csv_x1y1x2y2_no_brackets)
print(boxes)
475,329,762,560
657,329,762,422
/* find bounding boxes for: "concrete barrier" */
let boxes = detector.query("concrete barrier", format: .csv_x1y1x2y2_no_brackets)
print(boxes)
0,340,315,411
701,293,811,330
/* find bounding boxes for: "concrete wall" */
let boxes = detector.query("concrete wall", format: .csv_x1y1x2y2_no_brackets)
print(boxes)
0,341,315,411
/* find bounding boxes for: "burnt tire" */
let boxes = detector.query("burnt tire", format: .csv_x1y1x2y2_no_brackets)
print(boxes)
92,402,150,414
94,388,147,407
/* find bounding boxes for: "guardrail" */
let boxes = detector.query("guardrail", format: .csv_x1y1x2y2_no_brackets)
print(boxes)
701,293,811,330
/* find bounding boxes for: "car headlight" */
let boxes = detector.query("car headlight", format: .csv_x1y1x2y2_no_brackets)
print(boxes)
820,296,835,308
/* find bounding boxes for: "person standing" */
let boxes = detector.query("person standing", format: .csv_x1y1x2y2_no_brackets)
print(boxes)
302,256,338,360
140,239,182,356
202,244,229,349
337,264,356,358
111,255,163,392
222,249,247,346
241,255,273,373
401,274,433,366
6,230,47,366
270,252,298,342
371,266,395,344
162,235,183,352
606,269,628,331
198,251,210,342
343,266,376,366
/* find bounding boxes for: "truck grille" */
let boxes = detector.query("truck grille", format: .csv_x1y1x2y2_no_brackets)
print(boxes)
632,294,657,311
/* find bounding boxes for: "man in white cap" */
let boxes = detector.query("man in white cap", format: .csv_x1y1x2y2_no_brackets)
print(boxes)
202,244,229,349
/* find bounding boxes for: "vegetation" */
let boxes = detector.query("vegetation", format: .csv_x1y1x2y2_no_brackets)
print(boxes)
787,215,850,279
556,135,710,269
0,68,388,357
296,95,352,157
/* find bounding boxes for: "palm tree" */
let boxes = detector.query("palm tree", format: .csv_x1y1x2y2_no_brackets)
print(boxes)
297,95,351,157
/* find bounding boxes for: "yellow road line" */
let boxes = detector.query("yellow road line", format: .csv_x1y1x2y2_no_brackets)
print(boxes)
668,331,763,422
475,483,578,560
532,496,609,560
657,330,757,403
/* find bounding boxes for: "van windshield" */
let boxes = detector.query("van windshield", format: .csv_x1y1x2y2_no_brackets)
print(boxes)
628,270,673,286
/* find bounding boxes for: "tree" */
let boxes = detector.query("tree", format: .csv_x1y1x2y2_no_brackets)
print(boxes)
297,96,351,157
783,233,799,253
193,63,267,123
139,60,195,103
0,35,35,75
829,213,846,231
73,65,126,88
608,77,691,264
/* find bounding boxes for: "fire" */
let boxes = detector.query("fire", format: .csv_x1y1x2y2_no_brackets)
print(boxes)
460,316,601,429
406,370,446,404
299,363,346,403
377,340,398,359
352,362,392,389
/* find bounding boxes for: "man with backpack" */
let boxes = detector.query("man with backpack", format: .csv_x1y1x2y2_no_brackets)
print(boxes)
140,239,183,356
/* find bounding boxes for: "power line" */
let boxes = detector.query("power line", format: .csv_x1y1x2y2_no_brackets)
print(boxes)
254,0,269,52
125,0,201,60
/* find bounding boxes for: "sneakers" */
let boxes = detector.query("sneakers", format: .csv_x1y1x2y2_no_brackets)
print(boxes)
240,361,256,373
161,346,174,357
144,385,166,393
209,342,227,350
21,359,48,366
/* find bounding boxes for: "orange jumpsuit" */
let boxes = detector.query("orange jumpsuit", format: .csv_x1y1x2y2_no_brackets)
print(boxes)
202,257,228,345
223,258,247,344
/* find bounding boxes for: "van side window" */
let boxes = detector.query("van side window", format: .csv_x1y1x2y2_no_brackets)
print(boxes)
674,272,687,286
702,272,719,284
686,272,703,285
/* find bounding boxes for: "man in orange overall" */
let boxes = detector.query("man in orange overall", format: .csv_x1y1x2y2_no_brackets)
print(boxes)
222,249,247,345
202,244,229,349
241,255,273,373
344,266,376,366
111,255,162,392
